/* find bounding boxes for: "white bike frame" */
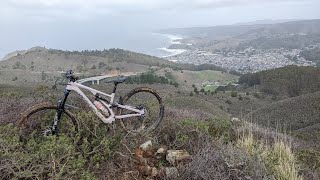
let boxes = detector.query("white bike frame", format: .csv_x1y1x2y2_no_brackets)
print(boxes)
66,82,144,124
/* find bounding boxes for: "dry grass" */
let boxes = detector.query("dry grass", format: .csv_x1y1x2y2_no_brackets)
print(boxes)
237,121,302,180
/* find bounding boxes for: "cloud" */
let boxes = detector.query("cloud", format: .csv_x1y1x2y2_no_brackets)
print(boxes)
0,0,306,22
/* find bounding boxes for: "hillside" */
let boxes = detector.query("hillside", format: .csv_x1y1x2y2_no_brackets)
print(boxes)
162,19,320,73
162,19,320,45
239,65,320,97
248,91,320,146
0,47,236,85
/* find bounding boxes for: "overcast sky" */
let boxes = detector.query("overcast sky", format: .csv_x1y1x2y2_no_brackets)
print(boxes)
1,0,320,58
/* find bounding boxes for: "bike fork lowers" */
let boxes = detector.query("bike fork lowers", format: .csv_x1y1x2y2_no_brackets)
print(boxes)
52,89,70,135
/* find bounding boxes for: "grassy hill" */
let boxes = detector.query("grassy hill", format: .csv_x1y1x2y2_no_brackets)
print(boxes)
248,91,320,145
239,65,320,97
0,47,237,86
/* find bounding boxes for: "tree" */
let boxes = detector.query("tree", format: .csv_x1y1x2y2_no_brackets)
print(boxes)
194,87,199,94
91,65,97,70
98,62,106,69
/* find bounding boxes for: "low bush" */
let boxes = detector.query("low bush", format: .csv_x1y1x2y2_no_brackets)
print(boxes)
208,118,236,142
231,91,237,97
297,149,320,171
0,111,123,179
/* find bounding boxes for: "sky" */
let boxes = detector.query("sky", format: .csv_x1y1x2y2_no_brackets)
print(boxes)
0,0,320,58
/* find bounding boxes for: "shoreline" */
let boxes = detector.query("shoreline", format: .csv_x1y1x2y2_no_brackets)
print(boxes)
152,33,188,58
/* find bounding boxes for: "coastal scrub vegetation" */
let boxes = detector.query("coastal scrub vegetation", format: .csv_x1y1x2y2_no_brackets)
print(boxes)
239,65,320,97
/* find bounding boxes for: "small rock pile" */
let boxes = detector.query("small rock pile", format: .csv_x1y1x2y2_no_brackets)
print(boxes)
134,140,191,179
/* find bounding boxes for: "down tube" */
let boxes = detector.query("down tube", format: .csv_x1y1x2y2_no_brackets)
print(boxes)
66,84,116,123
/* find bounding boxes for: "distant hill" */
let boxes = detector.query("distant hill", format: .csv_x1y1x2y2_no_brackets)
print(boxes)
239,65,320,97
235,20,320,49
1,47,47,61
161,19,320,41
233,19,299,26
248,91,320,145
0,47,168,85
0,47,233,85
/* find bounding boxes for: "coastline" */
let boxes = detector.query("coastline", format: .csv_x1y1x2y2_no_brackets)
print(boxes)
152,33,188,58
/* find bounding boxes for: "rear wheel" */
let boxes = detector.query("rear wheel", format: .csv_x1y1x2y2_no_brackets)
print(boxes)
18,102,78,140
118,87,164,133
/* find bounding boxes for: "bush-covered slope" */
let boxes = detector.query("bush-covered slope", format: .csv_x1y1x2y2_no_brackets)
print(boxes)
248,91,320,143
239,65,320,97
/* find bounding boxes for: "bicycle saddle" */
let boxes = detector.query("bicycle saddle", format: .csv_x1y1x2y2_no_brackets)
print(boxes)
105,76,127,84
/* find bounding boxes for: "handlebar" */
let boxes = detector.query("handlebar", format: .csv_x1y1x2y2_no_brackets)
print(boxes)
65,69,78,82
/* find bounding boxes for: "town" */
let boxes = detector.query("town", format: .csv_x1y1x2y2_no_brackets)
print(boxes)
166,47,316,73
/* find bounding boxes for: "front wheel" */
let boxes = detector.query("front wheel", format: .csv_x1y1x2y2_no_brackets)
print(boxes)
118,87,164,133
18,102,78,140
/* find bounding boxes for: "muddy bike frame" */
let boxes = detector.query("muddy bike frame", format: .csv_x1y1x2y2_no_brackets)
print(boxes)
54,81,145,131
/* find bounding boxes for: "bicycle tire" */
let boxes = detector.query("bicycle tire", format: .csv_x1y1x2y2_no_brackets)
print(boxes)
18,102,78,138
118,87,164,133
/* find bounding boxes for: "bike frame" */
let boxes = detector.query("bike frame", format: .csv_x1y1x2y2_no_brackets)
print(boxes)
60,81,144,124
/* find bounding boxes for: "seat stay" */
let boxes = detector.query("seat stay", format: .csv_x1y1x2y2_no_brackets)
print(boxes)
116,103,144,114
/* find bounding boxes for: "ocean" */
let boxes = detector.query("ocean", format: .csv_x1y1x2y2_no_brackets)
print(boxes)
112,32,186,58
0,32,186,60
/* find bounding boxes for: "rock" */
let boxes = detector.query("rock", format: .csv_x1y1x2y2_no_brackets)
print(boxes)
134,148,144,158
136,156,147,166
165,167,179,179
231,117,240,122
155,146,168,159
156,145,168,155
144,149,155,157
134,148,148,165
139,140,152,151
157,148,166,154
166,150,191,165
151,167,158,177
138,165,151,176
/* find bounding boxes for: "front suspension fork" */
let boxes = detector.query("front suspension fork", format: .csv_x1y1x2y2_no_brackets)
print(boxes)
52,89,70,135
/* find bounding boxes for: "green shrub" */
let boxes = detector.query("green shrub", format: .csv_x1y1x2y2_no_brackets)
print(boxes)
0,124,94,179
0,111,122,179
297,149,320,171
179,119,209,133
208,118,236,142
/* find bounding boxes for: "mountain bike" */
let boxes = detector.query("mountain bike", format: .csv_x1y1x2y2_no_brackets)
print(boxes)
18,70,164,137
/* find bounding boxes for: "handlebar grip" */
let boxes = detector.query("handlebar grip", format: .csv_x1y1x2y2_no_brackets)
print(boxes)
66,69,74,78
